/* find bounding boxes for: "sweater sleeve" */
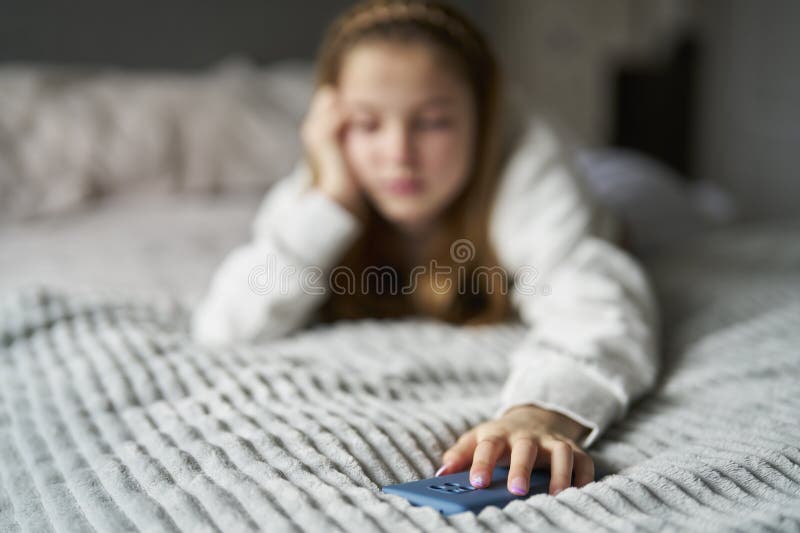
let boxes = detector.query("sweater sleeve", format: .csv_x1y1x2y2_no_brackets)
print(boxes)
191,159,363,347
489,115,661,449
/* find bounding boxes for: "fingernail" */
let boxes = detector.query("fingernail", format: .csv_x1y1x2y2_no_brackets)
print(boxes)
434,463,451,477
470,474,486,488
509,476,528,495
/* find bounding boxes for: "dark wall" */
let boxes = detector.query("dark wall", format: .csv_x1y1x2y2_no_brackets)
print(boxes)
612,34,699,179
0,0,487,69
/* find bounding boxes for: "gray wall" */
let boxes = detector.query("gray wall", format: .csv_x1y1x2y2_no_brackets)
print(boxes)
694,0,800,220
0,1,487,68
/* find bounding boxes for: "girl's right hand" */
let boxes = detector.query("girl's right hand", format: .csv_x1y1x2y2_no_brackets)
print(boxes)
300,85,366,219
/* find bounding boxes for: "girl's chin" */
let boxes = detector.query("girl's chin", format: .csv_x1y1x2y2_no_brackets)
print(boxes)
378,208,437,233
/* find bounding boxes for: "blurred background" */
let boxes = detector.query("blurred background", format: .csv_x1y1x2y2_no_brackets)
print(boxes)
1,0,798,300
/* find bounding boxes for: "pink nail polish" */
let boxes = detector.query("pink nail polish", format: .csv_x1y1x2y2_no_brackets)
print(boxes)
471,474,485,487
435,462,452,477
509,477,527,495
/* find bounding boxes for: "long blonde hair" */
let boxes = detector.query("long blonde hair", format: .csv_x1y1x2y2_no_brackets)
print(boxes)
312,0,516,326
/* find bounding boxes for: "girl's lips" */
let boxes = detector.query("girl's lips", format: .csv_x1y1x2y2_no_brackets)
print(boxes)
385,178,423,195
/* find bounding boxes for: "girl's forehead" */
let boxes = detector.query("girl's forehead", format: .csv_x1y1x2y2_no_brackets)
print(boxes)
345,95,455,113
341,43,463,85
338,44,469,113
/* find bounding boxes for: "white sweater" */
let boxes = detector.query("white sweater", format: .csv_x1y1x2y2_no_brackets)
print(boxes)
191,111,660,449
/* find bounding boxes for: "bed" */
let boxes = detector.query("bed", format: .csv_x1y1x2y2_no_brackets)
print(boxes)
1,61,799,532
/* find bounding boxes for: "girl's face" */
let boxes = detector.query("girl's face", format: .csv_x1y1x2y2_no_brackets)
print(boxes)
338,42,477,235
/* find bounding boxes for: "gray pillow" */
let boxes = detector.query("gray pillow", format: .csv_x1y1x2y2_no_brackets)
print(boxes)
577,147,738,254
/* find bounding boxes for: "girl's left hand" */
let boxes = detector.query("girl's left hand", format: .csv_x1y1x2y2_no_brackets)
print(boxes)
435,404,595,496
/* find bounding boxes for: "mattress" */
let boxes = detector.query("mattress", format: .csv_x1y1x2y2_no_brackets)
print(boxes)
1,211,799,531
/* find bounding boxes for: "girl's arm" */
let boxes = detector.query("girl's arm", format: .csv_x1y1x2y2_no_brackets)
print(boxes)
191,160,363,347
489,115,661,450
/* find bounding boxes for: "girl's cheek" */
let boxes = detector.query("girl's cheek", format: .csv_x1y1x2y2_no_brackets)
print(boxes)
420,136,468,175
342,136,369,171
421,128,467,155
342,138,381,191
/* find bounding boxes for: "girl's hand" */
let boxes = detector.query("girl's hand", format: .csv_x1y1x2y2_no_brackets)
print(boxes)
436,405,595,496
300,85,366,219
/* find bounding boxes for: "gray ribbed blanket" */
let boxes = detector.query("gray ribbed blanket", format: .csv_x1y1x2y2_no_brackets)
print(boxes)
2,220,799,532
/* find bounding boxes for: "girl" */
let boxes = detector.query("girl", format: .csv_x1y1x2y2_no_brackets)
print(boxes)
192,0,659,498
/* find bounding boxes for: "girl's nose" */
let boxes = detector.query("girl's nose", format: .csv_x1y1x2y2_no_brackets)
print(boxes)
384,123,415,164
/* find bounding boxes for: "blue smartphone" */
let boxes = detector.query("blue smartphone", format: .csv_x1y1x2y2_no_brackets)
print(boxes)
382,466,607,515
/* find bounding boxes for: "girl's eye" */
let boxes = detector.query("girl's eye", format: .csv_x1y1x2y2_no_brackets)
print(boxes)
415,117,452,130
351,121,378,132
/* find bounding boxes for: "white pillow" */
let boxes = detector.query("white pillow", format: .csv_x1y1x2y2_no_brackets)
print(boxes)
0,58,314,223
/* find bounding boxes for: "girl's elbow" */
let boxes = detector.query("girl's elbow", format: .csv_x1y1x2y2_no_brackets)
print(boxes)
190,302,236,348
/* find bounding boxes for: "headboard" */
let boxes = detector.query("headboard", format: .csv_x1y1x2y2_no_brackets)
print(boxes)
0,0,486,69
